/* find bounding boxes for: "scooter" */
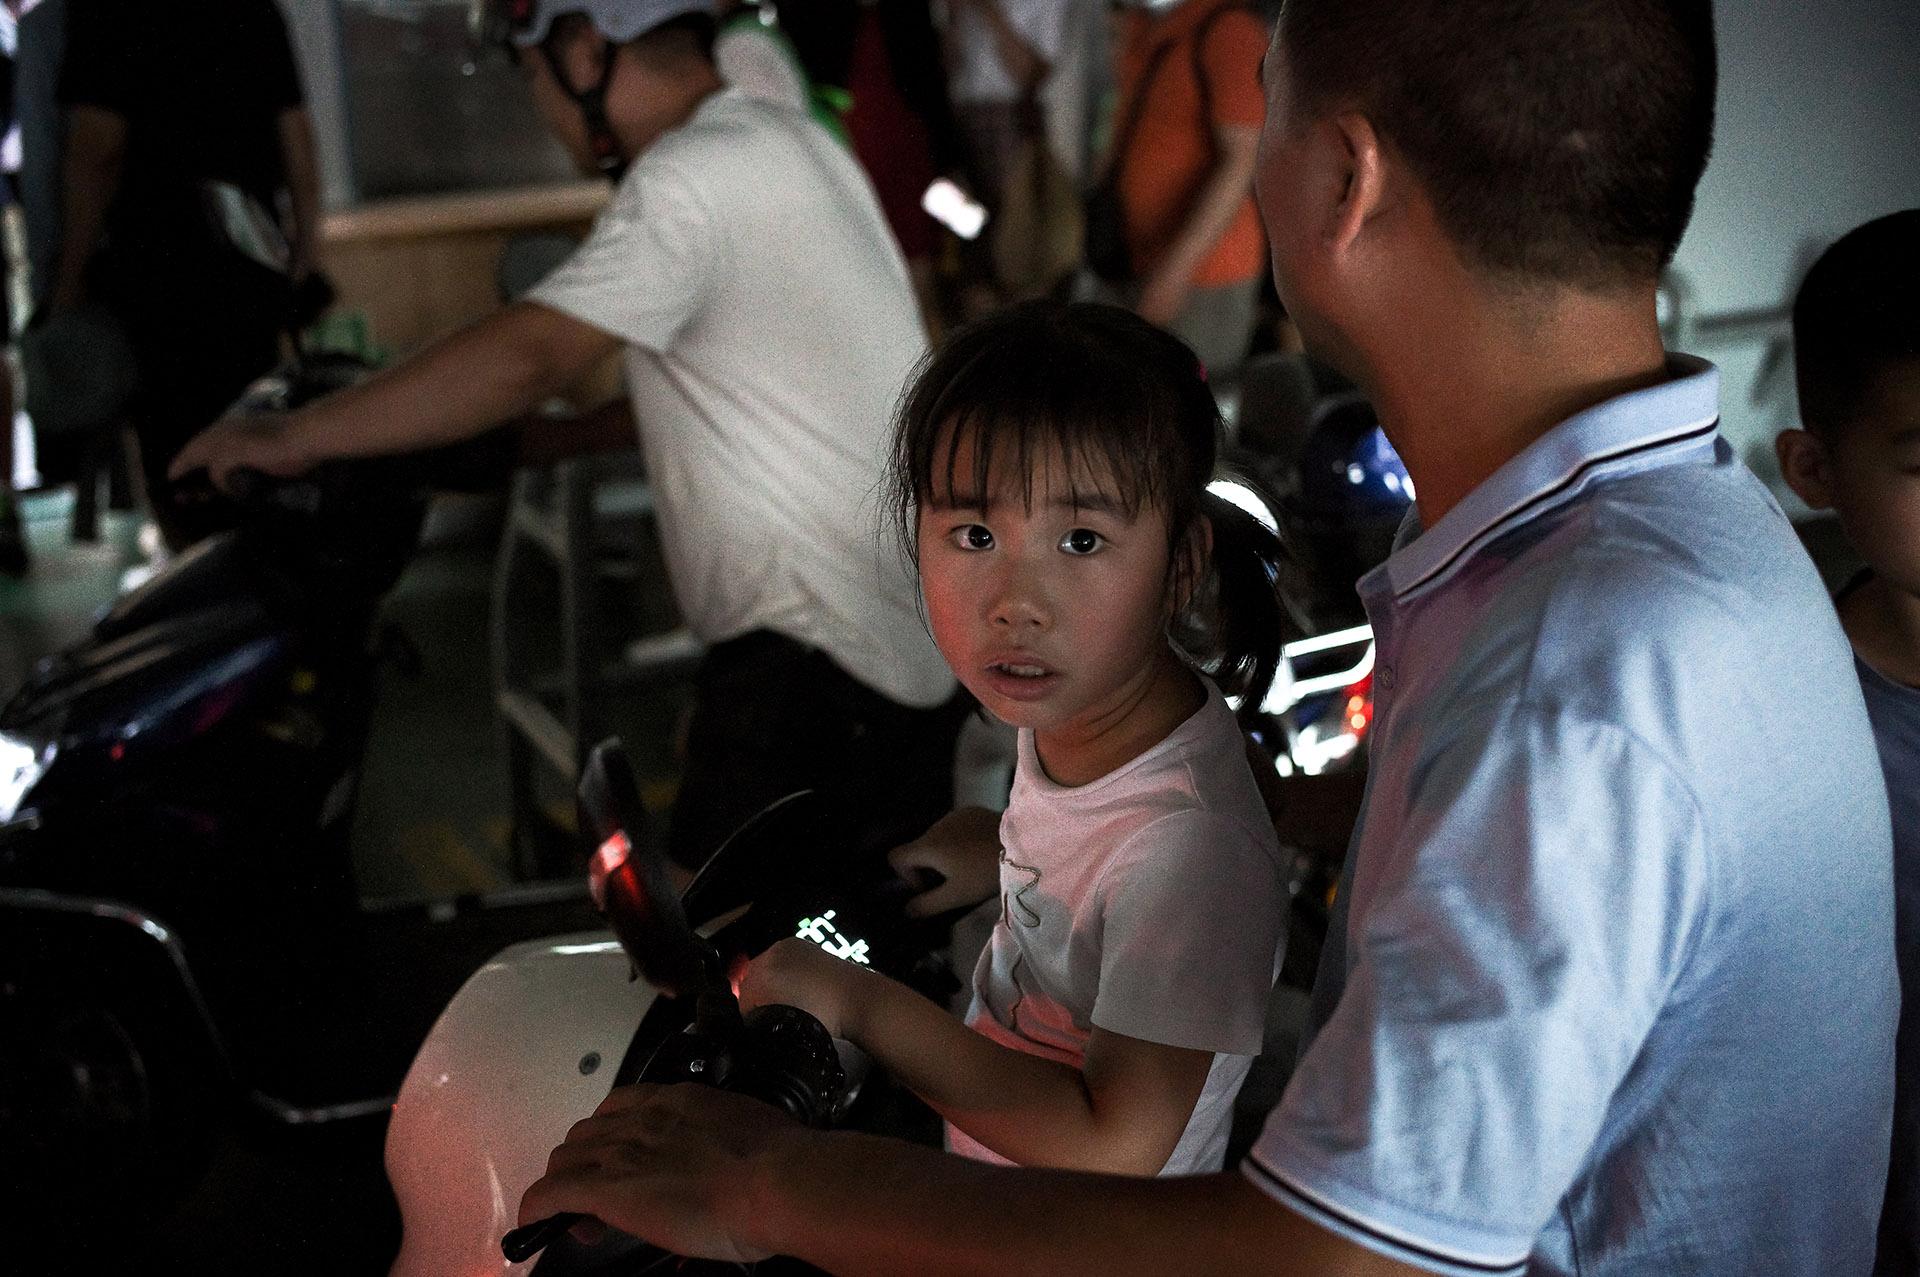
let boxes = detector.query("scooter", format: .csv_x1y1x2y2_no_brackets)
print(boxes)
387,740,959,1277
1214,359,1409,780
0,353,569,1238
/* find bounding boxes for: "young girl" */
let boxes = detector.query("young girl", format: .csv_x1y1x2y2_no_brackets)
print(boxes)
741,300,1290,1175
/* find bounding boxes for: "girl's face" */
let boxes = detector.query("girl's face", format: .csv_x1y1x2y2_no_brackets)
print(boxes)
917,429,1185,741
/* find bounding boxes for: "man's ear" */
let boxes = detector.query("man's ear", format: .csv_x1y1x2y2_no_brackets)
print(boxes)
1324,111,1388,261
1775,428,1836,510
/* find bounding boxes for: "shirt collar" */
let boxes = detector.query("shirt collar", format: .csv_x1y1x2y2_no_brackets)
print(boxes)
1377,354,1721,601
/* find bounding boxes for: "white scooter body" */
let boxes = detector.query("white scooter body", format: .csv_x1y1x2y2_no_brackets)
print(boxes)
386,930,654,1277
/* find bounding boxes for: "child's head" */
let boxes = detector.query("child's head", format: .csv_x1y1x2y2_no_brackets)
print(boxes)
1258,0,1716,361
1777,210,1920,596
887,302,1285,733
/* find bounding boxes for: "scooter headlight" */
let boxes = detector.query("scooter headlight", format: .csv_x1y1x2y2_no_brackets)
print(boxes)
0,734,54,824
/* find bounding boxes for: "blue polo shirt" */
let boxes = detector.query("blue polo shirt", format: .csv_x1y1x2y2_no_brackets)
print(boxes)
1854,647,1920,1274
1243,356,1896,1276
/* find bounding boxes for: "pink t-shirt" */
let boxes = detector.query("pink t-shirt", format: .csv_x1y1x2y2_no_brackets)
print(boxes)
947,681,1287,1174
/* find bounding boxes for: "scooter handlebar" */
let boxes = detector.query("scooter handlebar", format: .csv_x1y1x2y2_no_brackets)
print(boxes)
503,739,850,1267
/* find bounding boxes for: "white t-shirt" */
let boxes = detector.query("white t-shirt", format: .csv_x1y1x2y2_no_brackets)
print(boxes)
713,19,809,116
948,680,1287,1174
529,90,953,709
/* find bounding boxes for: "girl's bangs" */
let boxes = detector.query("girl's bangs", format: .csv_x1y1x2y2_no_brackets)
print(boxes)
913,340,1188,521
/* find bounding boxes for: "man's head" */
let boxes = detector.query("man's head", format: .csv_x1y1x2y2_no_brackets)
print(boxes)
1777,211,1920,595
1255,0,1717,369
486,0,719,178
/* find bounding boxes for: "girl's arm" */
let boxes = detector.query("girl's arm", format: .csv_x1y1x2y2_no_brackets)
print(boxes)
741,940,1213,1175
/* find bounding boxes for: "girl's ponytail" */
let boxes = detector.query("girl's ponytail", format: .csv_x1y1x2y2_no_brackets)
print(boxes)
1183,488,1290,713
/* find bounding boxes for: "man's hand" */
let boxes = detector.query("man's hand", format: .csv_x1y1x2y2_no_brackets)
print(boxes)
738,937,868,1038
168,412,313,492
888,806,1003,916
518,1083,797,1263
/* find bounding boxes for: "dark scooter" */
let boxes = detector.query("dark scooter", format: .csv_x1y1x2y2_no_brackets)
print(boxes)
0,353,578,1236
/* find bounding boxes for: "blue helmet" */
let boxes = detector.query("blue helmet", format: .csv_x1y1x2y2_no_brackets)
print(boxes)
1296,396,1414,523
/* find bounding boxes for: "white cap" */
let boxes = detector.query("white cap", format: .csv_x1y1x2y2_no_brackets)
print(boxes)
508,0,717,49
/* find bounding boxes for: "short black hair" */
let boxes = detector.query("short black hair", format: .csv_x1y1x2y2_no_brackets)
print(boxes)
1793,209,1920,442
1276,0,1718,290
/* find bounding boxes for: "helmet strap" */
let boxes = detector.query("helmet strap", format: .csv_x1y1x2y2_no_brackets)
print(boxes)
540,36,628,183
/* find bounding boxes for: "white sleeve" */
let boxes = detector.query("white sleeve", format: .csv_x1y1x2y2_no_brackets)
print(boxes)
714,28,809,115
526,159,720,353
1089,809,1285,1055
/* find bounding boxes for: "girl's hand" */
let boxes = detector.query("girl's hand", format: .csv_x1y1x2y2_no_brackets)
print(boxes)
887,807,1005,917
739,938,866,1039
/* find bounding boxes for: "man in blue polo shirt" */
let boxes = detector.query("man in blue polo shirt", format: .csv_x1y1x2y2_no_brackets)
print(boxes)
515,2,1897,1271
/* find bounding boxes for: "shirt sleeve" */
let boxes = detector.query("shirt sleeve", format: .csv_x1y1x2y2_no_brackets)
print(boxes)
1090,808,1284,1056
526,160,720,353
1244,709,1711,1276
1197,10,1267,131
714,28,809,116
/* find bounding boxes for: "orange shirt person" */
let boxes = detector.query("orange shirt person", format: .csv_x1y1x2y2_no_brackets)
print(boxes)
1108,0,1267,377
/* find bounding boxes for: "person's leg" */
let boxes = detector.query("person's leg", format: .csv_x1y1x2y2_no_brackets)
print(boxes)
1165,276,1263,384
125,308,282,551
668,632,822,871
667,630,965,872
0,354,24,577
0,244,24,577
951,101,1029,316
813,657,968,857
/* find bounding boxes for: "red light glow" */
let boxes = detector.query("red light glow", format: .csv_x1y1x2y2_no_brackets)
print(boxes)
1343,672,1375,737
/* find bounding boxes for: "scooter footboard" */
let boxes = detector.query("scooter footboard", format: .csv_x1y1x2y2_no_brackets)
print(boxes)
385,931,658,1277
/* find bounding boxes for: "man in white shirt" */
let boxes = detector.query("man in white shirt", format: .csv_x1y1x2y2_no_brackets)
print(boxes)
171,0,960,868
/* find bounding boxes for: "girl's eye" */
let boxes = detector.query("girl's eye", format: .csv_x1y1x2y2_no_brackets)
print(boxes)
1059,528,1105,556
952,524,994,551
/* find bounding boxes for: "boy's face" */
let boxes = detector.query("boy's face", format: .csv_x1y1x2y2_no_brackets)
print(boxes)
1779,360,1920,597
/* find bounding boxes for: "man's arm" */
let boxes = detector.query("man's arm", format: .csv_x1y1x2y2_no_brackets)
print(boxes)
168,300,621,487
518,1083,1426,1276
742,940,1212,1174
50,104,126,310
277,107,323,282
1135,123,1260,326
